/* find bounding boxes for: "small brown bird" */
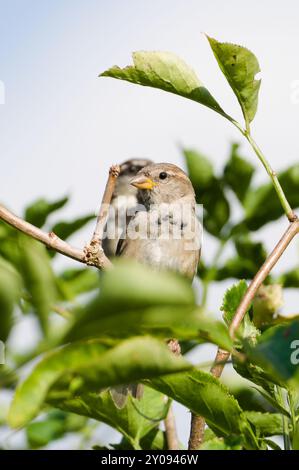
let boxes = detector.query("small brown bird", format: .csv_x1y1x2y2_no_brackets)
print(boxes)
111,163,201,408
117,162,201,279
102,158,152,257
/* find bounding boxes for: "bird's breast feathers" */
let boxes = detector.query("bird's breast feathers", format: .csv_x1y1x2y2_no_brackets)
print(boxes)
118,209,201,279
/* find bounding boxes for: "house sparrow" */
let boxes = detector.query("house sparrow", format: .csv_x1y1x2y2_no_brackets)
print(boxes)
111,163,201,408
117,162,201,279
102,158,152,257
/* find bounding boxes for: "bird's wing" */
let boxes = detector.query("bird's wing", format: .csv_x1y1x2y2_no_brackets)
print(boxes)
115,232,126,256
116,211,148,256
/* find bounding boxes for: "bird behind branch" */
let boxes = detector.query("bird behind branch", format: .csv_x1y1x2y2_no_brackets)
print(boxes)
110,162,201,408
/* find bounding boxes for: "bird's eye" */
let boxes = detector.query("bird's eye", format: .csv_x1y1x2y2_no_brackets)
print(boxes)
159,172,167,180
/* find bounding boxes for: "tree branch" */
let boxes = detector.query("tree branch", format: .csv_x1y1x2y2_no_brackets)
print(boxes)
188,218,299,450
229,218,299,338
188,414,205,450
0,204,91,264
84,164,120,266
163,339,181,450
0,165,120,270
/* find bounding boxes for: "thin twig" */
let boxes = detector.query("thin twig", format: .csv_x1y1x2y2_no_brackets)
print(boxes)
188,347,230,449
230,119,297,222
229,219,299,338
0,165,121,270
188,415,205,450
163,339,181,450
188,218,299,450
244,133,296,222
0,204,90,264
164,405,180,450
231,120,296,223
209,348,231,379
84,164,120,266
92,165,120,243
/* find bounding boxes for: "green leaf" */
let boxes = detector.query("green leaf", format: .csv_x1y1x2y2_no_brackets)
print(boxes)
50,214,95,241
243,411,283,437
25,196,68,228
66,304,231,350
101,51,229,118
48,387,167,449
264,439,282,450
235,236,267,267
183,149,214,191
252,388,290,417
18,236,58,335
8,336,191,428
221,279,248,325
244,164,299,230
232,386,275,413
182,148,230,236
139,428,167,450
221,280,259,344
0,365,18,389
216,236,267,280
99,259,195,308
201,436,242,450
216,257,261,281
207,36,261,127
201,182,230,237
150,370,258,449
233,357,281,396
223,144,255,203
0,257,21,341
0,226,20,268
57,268,100,300
65,261,232,350
246,320,299,384
65,259,195,341
0,220,11,239
94,430,167,451
270,314,299,327
27,417,66,448
278,268,299,288
26,410,86,448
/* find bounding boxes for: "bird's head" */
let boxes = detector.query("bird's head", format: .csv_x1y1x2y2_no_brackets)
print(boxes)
130,163,195,207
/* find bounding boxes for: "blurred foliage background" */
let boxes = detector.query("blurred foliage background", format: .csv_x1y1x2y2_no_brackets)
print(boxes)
0,144,299,450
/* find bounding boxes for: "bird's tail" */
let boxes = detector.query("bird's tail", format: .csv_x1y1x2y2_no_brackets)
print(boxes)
110,384,144,409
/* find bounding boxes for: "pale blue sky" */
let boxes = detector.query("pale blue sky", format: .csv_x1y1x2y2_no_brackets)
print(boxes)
1,0,299,214
0,0,299,448
1,0,298,286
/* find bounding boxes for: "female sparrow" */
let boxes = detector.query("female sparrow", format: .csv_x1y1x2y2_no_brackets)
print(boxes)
111,163,201,408
117,162,201,279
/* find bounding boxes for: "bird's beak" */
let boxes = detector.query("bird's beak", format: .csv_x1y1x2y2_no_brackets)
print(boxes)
130,175,156,190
